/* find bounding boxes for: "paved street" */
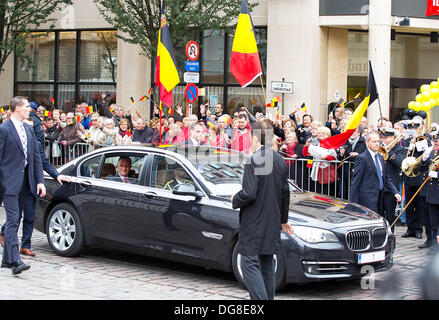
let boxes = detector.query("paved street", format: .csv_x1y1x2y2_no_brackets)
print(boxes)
0,206,434,300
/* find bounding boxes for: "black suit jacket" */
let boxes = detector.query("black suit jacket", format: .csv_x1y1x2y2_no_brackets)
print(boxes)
0,120,44,197
232,146,290,255
350,150,398,213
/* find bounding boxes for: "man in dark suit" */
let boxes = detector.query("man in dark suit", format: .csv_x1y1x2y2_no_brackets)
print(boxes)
231,120,293,300
180,122,205,147
107,157,133,183
0,96,45,275
350,132,401,214
0,139,71,256
379,128,405,231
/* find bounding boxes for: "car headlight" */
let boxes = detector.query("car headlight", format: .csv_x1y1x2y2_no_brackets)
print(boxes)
292,225,340,244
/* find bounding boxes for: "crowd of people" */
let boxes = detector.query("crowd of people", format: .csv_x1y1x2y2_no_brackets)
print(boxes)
1,93,439,263
0,97,427,202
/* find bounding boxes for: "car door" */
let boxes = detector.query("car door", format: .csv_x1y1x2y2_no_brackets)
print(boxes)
139,153,219,262
75,151,149,246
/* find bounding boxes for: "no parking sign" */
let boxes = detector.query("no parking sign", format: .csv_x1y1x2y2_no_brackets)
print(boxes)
185,83,198,103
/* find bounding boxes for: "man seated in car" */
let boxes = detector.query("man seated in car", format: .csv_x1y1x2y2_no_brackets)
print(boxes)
107,157,134,183
163,164,193,191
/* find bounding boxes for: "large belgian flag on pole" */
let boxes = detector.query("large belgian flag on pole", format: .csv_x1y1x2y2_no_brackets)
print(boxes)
155,1,180,107
230,0,262,87
320,61,378,150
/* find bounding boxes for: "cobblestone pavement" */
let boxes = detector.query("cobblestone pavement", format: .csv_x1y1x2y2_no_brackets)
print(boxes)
0,207,434,300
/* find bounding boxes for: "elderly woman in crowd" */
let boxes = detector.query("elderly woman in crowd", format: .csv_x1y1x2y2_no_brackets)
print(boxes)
87,113,107,150
102,118,117,145
303,126,337,195
116,118,132,145
163,123,182,145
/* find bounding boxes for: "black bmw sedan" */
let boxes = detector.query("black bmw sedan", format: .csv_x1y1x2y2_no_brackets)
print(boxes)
34,144,394,291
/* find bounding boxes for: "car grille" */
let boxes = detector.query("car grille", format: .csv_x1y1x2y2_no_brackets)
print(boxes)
372,228,387,248
346,230,370,251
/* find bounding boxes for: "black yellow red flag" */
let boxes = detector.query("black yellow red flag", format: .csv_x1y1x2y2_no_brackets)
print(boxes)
230,0,262,87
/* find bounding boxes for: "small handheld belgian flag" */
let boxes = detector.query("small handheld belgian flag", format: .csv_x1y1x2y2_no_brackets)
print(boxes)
301,103,307,113
129,97,135,105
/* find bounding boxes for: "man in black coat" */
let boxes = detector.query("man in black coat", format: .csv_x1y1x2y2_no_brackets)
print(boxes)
425,152,439,255
379,128,405,231
132,118,153,144
231,120,293,300
350,132,401,214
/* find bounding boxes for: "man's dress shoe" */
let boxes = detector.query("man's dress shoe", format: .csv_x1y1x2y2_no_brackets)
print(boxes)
11,261,30,275
20,248,36,257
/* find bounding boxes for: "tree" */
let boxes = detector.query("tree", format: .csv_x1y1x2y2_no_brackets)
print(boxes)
0,0,73,74
93,0,258,72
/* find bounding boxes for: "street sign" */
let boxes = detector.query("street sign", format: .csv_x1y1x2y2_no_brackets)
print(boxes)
185,83,198,103
185,41,199,61
184,72,200,84
271,81,294,94
184,61,200,72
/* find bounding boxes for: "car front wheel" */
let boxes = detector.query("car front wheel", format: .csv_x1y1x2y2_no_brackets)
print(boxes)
232,241,287,292
46,203,85,257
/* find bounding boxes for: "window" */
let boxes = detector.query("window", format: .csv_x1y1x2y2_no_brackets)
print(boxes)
150,155,195,191
102,153,146,185
79,155,102,178
14,30,117,113
166,27,267,116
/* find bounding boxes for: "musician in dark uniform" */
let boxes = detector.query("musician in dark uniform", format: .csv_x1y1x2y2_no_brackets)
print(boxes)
379,128,405,232
401,117,429,239
422,124,439,253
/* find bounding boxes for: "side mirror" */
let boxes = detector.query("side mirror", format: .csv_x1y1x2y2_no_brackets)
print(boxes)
172,183,203,198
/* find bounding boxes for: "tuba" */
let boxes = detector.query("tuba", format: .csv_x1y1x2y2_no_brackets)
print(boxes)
401,135,429,177
378,134,404,161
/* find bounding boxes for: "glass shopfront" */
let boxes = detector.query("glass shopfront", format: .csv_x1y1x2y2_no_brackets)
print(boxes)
15,30,117,112
347,30,439,124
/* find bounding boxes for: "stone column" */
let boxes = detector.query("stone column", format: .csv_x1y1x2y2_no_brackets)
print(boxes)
368,0,392,126
116,37,152,119
267,0,325,122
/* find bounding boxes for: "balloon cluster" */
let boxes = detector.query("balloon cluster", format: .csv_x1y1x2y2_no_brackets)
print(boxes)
403,81,439,120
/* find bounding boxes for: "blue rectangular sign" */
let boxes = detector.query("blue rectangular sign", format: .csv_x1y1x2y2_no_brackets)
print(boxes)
185,61,200,72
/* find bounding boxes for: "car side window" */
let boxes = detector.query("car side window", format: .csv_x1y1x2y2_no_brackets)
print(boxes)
79,155,102,178
150,155,195,191
102,153,146,185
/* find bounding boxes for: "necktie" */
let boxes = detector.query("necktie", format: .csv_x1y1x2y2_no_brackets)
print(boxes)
374,154,383,190
19,123,28,163
123,177,128,183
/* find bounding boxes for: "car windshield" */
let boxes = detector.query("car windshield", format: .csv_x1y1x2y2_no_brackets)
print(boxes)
166,146,301,197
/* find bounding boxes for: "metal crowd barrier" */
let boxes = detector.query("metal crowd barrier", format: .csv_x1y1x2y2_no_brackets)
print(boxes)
284,158,355,201
42,140,356,201
44,140,90,167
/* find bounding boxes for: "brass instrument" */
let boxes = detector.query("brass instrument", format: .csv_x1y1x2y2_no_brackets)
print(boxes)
378,134,404,161
429,154,439,172
401,135,429,178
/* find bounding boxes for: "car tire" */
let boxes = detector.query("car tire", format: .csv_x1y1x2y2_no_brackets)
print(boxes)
46,203,85,257
232,241,287,292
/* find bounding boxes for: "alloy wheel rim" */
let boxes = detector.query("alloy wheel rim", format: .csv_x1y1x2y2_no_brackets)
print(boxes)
49,209,76,251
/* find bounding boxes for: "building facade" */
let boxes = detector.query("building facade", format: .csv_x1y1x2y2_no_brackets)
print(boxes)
2,0,439,125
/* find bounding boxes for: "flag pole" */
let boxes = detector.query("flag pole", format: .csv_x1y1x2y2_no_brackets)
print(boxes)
259,75,267,117
159,102,163,144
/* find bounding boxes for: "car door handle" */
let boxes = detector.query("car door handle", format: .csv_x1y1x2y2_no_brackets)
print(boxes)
143,191,157,199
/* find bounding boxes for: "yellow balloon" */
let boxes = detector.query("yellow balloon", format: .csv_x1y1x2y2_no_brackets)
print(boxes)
436,97,439,107
431,81,439,89
421,84,431,93
408,101,416,109
431,88,439,99
415,101,422,109
430,98,437,108
422,91,432,102
416,94,423,103
422,101,432,111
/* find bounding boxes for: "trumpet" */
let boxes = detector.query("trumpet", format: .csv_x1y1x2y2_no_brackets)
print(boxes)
378,134,404,161
401,135,429,177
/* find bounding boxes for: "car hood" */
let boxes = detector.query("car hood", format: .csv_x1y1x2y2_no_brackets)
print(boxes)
288,191,384,229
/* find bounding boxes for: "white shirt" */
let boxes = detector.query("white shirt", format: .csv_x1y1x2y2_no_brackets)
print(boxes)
368,148,382,176
10,116,28,165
